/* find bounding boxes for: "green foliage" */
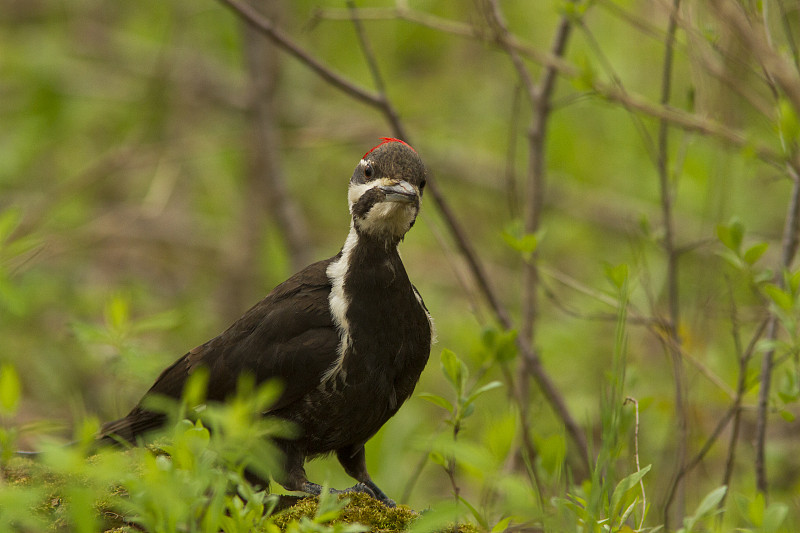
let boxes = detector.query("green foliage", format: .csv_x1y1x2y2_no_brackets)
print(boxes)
0,364,22,464
1,381,398,533
677,485,727,533
5,0,800,531
502,220,545,262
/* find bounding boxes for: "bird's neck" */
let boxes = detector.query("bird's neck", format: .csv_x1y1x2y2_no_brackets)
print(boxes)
342,220,402,262
331,224,406,286
323,224,411,383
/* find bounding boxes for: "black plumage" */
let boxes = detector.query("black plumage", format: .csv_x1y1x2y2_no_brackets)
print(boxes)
100,138,432,506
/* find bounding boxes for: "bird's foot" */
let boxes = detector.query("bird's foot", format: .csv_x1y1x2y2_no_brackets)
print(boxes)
343,482,396,508
299,481,396,507
340,482,376,498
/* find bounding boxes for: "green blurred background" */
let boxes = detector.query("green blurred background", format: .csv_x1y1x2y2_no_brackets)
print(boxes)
3,0,799,526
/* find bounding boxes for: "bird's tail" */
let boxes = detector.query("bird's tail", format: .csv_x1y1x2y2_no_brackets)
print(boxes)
98,408,166,445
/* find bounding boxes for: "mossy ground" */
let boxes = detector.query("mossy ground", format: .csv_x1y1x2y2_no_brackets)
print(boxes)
2,457,479,533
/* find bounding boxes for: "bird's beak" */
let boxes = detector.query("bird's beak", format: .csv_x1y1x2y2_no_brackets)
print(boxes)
379,180,417,203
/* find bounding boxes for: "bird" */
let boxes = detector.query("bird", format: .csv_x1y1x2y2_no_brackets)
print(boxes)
99,138,433,507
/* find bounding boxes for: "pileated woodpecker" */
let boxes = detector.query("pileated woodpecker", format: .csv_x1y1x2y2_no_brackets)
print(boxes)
100,138,432,506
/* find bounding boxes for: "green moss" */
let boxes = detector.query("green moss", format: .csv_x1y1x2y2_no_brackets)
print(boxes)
2,456,132,532
270,492,479,533
3,458,477,532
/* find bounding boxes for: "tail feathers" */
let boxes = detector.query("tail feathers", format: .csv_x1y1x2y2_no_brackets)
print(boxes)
13,409,167,458
100,407,166,444
100,408,166,445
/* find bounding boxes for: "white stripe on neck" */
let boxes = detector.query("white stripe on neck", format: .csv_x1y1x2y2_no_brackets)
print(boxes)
323,225,359,382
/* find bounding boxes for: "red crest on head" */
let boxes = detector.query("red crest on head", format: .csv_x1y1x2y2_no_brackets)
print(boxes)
363,137,416,159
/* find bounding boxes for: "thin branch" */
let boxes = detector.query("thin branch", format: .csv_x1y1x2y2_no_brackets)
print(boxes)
540,266,737,398
485,0,590,474
216,0,383,107
719,285,767,511
658,0,687,527
670,309,769,514
713,0,800,115
624,396,646,531
755,165,800,495
706,1,800,497
315,5,784,166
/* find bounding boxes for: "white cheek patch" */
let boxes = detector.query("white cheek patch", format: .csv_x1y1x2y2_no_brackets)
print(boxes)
348,181,374,212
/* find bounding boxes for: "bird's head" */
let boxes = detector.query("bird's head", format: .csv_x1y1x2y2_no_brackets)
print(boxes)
348,138,427,242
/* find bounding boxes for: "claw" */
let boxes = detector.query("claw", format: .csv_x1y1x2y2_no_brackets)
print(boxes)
299,480,396,507
342,482,377,498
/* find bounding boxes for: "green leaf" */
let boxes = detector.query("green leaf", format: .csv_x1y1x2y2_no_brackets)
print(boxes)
458,495,487,530
536,433,567,476
484,410,517,462
604,263,629,290
105,293,130,331
617,500,639,530
573,53,596,91
418,392,454,413
693,485,727,520
778,369,800,403
491,517,513,533
501,221,544,260
440,349,468,395
761,283,793,312
790,269,800,294
777,98,800,143
0,363,21,415
464,381,503,409
481,327,518,363
747,492,766,526
717,219,744,254
610,464,651,519
429,450,447,468
763,502,789,532
743,242,769,265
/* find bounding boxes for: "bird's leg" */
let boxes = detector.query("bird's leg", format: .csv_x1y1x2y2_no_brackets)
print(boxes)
336,444,396,507
277,446,360,498
277,446,320,495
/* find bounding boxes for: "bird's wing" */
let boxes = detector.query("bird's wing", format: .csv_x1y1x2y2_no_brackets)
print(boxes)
102,257,340,441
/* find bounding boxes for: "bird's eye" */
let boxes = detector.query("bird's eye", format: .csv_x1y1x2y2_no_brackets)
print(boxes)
364,163,374,178
419,179,426,192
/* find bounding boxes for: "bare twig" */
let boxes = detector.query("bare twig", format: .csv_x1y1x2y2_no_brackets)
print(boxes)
755,169,800,495
624,397,646,531
712,0,800,116
658,0,687,527
216,0,383,107
709,0,800,497
719,288,768,511
315,5,783,165
485,0,590,474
